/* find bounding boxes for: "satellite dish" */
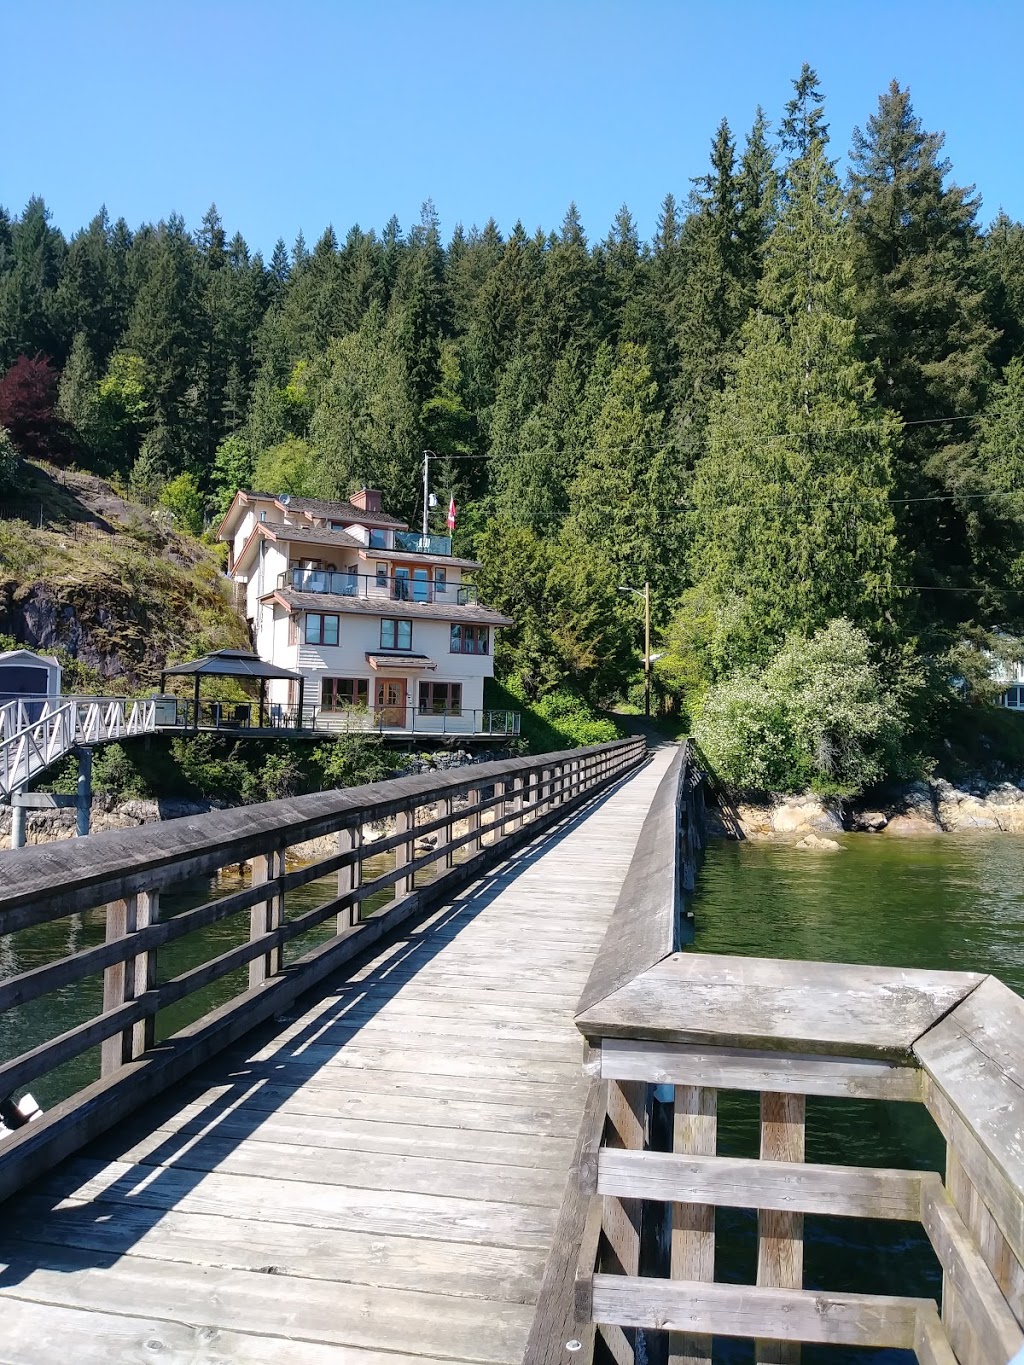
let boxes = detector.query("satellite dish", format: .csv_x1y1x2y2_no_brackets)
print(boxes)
279,494,291,506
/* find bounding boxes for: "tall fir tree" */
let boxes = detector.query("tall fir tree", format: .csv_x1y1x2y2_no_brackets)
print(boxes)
847,80,997,613
689,69,903,672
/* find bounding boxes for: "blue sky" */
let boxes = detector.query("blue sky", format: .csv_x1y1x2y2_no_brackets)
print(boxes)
5,0,1022,253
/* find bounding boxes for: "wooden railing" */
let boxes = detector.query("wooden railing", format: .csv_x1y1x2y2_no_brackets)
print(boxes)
530,743,1024,1365
0,736,646,1203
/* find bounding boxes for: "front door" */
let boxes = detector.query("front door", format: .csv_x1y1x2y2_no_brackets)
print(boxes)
375,678,407,728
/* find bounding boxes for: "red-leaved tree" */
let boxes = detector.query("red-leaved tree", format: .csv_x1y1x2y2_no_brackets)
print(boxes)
0,355,72,461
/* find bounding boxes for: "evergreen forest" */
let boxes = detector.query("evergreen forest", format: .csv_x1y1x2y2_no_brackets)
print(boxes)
4,67,1024,794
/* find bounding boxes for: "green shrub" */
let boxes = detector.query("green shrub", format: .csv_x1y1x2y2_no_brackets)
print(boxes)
694,618,913,798
532,689,619,747
0,425,20,493
313,734,403,788
159,472,205,536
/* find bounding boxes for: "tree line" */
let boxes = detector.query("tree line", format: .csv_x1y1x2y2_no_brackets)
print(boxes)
2,67,1024,789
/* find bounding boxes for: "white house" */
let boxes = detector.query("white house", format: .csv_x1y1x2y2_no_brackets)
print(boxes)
216,488,517,736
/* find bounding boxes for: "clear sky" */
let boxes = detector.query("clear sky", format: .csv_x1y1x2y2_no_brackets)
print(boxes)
5,0,1022,253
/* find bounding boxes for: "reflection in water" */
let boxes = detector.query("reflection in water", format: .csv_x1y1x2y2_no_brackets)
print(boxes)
690,832,1024,1365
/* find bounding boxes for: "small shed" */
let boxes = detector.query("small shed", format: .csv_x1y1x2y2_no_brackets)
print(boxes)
0,649,62,705
160,648,304,730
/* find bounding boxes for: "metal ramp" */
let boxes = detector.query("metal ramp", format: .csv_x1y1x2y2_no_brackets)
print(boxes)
0,696,156,800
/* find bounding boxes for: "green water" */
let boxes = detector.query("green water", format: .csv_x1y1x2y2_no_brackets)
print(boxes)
0,850,405,1110
689,832,1024,1365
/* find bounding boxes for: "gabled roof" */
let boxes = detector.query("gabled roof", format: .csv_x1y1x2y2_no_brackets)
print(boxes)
0,649,60,669
356,548,482,571
281,495,408,529
217,490,408,539
233,520,365,574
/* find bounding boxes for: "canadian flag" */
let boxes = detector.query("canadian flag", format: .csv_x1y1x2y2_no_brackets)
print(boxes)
447,495,457,531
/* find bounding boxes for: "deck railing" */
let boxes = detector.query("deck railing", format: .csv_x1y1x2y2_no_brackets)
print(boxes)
156,698,521,737
0,736,646,1204
527,743,1024,1365
279,567,478,604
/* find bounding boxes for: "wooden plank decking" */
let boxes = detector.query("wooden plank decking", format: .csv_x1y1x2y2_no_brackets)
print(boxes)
0,745,675,1364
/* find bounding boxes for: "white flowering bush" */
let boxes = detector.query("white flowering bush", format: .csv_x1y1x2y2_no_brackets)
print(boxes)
693,618,909,797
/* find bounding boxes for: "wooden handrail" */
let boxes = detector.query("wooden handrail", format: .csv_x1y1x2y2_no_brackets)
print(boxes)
576,742,701,1016
519,730,1024,1364
0,739,636,931
0,736,648,1205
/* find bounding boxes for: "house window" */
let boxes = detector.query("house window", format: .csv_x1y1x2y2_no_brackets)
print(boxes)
381,618,412,650
369,528,387,549
376,562,388,588
305,613,340,646
1005,686,1024,709
419,681,462,716
322,677,369,711
434,568,447,595
450,623,488,655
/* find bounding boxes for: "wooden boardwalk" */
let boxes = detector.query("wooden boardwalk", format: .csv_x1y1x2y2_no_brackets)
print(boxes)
0,745,675,1364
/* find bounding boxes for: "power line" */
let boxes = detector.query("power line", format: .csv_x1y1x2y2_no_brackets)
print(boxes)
430,411,983,463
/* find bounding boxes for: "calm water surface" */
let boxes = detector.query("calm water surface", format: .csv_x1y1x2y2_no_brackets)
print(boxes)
690,832,1024,1365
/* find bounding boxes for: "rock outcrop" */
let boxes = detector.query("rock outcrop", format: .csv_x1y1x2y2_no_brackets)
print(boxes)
716,775,1024,840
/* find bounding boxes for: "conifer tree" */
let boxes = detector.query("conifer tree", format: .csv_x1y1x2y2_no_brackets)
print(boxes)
671,120,744,434
847,80,997,599
689,70,903,671
56,331,99,454
565,342,677,604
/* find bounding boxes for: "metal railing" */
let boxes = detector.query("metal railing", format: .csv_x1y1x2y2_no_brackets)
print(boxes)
158,698,521,737
0,737,648,1203
0,696,157,799
278,567,477,604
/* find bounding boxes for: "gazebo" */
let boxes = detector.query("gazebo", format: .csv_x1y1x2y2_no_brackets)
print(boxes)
160,649,305,731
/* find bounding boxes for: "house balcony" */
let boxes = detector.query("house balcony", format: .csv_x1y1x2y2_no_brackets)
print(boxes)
392,531,452,556
278,568,478,605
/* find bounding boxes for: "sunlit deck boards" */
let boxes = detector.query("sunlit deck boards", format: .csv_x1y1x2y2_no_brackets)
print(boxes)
0,745,675,1364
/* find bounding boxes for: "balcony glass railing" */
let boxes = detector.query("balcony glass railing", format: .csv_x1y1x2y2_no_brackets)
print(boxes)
278,568,477,605
392,531,452,556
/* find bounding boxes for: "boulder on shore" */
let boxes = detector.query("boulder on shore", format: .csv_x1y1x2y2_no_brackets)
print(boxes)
795,832,842,851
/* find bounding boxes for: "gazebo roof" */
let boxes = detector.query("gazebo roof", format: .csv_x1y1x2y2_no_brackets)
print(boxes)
161,649,302,682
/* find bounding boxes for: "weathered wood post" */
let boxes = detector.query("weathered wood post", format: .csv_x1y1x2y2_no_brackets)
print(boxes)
466,785,481,855
669,1085,717,1365
756,1091,806,1365
337,821,361,932
100,888,159,1074
444,795,455,867
395,802,414,896
601,1077,648,1363
249,847,285,988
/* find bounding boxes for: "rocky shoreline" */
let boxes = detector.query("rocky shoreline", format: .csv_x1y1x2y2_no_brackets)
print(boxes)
712,777,1024,844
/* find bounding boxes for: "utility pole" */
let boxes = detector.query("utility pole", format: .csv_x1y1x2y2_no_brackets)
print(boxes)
422,450,430,539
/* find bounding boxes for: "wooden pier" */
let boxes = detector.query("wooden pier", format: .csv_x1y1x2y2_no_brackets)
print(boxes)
0,735,1022,1363
0,738,662,1361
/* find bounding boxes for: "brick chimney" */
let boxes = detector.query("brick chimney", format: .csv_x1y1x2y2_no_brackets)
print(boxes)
350,486,382,514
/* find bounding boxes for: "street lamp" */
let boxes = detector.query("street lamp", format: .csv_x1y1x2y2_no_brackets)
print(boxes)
618,581,651,719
